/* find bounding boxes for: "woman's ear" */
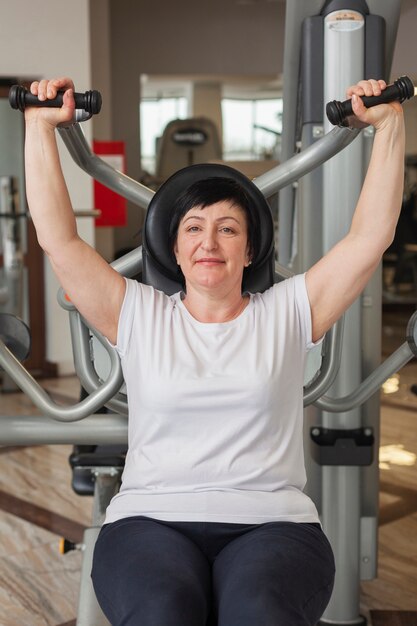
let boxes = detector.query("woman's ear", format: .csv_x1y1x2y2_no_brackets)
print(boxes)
174,241,180,265
245,244,252,267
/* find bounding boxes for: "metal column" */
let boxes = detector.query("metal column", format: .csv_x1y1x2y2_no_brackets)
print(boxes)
289,1,399,623
320,5,372,624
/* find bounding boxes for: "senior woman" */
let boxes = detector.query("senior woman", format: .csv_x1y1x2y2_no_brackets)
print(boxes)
24,77,404,626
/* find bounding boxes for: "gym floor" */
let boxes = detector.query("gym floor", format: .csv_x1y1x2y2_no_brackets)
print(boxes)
0,305,416,626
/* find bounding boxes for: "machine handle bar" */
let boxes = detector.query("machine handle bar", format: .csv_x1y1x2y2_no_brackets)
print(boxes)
326,75,415,126
9,85,102,114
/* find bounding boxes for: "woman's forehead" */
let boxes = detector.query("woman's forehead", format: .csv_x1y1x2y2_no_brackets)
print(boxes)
182,199,247,219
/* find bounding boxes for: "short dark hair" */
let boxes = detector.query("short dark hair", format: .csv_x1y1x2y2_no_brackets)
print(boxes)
168,177,260,262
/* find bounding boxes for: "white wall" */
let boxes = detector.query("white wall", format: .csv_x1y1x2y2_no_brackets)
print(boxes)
0,0,93,374
106,0,286,254
391,0,417,156
90,0,115,263
391,0,417,81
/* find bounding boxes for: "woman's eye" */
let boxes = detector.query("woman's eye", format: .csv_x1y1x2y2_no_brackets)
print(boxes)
187,226,200,232
221,227,234,234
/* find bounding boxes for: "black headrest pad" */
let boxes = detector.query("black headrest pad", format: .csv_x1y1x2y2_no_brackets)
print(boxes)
143,163,274,284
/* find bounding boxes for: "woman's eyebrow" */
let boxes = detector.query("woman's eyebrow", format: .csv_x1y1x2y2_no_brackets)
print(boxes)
216,216,241,224
183,214,205,223
182,214,241,224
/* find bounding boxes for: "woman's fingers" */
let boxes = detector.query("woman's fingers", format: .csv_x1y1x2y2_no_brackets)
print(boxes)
25,78,76,127
346,79,386,99
347,78,402,129
29,77,75,103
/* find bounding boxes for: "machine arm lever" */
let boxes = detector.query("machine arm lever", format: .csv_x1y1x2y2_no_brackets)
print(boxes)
0,330,124,421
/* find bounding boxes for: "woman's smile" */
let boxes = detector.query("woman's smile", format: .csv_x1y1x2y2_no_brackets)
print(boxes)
195,257,225,265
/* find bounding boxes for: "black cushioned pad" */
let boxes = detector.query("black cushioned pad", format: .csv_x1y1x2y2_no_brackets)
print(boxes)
143,163,275,285
0,313,31,363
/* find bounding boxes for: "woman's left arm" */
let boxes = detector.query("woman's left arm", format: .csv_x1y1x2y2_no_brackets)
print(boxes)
306,79,405,342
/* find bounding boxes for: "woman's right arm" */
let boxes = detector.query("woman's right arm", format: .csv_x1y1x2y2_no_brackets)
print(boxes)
25,78,125,345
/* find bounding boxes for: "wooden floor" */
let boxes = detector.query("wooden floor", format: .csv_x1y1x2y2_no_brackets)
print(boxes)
0,375,91,626
359,305,417,624
0,305,416,625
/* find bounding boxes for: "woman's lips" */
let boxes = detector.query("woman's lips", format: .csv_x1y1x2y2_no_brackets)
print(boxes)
196,258,225,264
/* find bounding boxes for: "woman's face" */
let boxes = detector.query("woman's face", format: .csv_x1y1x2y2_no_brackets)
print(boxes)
174,200,251,295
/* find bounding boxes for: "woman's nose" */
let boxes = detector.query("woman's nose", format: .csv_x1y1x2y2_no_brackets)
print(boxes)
201,230,218,250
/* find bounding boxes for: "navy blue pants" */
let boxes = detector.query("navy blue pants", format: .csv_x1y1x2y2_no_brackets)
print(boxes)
91,515,335,626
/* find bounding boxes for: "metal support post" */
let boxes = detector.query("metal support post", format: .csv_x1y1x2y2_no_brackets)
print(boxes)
76,469,122,626
319,6,366,624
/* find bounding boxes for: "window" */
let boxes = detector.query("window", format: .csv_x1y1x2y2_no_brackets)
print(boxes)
139,88,283,174
222,98,282,161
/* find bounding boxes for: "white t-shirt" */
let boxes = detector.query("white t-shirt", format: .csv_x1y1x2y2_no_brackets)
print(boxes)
104,274,320,524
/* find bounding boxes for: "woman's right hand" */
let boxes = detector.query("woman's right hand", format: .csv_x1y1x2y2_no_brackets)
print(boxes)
25,77,76,128
347,79,403,132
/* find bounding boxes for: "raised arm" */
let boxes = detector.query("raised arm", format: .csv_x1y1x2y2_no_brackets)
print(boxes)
306,79,405,342
25,78,125,344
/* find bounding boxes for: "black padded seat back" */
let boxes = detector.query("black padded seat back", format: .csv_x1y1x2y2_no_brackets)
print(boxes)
142,163,275,295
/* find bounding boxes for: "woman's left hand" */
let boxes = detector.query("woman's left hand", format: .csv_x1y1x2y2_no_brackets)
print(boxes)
346,79,403,130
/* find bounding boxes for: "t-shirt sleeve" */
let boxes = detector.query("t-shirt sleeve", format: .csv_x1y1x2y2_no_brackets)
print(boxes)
113,277,138,357
293,273,324,351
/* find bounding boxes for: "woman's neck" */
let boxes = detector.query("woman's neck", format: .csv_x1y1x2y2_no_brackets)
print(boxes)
181,287,249,323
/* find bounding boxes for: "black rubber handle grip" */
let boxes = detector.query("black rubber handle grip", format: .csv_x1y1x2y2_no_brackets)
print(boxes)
326,76,415,126
8,85,102,115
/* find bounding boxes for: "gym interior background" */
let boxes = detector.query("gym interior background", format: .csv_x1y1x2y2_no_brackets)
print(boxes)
0,1,417,625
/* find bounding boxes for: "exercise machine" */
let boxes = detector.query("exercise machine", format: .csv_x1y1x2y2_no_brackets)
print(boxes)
279,2,403,623
1,1,414,624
